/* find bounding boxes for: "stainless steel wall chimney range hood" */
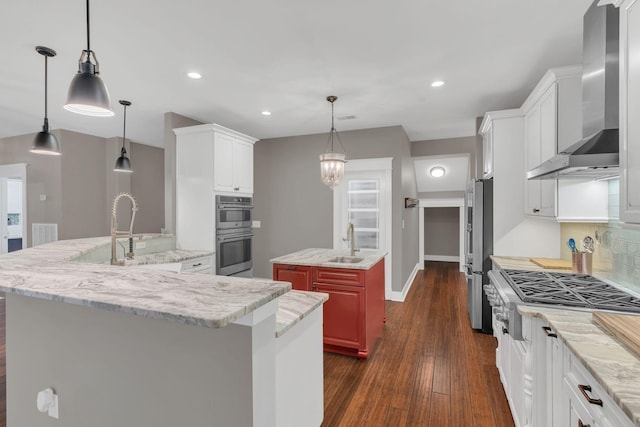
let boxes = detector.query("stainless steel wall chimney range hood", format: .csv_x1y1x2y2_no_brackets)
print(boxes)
527,0,619,180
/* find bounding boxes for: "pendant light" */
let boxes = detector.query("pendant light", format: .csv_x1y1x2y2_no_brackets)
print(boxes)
31,46,61,156
114,100,133,173
319,95,347,189
64,0,114,117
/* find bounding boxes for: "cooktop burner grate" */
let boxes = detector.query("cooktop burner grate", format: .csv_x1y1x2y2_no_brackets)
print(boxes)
500,269,640,313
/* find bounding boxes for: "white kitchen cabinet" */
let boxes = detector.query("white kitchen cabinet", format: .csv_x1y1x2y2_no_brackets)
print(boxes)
620,0,640,225
521,66,609,222
213,132,255,194
174,123,257,251
482,123,494,178
562,348,635,427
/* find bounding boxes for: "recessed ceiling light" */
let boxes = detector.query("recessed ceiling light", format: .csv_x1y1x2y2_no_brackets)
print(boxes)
187,72,202,80
430,166,446,178
431,80,445,88
261,111,272,116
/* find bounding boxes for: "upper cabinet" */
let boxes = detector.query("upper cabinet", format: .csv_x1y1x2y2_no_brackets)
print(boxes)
482,123,494,178
213,132,255,194
620,0,640,224
521,66,582,218
520,66,609,222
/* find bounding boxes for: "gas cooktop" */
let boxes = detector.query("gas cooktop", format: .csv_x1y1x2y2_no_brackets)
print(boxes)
500,269,640,313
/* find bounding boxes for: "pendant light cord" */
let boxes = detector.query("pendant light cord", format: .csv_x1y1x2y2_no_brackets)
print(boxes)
122,104,127,151
44,55,48,122
86,0,91,60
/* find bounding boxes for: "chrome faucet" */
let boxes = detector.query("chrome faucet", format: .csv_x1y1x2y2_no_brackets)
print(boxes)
346,223,360,257
110,192,143,265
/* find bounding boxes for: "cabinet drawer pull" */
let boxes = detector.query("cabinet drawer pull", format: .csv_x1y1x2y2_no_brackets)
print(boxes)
578,420,591,427
286,265,297,270
234,187,240,191
192,262,203,267
578,384,603,406
542,326,557,338
502,327,508,335
532,208,540,213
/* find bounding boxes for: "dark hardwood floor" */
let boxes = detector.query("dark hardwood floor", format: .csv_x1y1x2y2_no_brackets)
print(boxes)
322,262,514,427
0,262,512,427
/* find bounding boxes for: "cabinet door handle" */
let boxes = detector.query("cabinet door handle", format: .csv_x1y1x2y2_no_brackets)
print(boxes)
578,419,591,427
542,326,557,338
502,327,508,335
578,384,603,406
312,285,316,291
532,208,540,213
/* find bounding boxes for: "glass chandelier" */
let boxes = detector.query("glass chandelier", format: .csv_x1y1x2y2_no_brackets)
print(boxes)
319,95,346,189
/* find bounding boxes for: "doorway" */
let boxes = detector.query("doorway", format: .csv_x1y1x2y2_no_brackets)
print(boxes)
333,158,392,299
0,164,28,254
418,198,465,272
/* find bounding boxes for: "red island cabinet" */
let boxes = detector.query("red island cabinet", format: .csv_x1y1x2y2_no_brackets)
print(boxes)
273,259,385,359
272,264,312,291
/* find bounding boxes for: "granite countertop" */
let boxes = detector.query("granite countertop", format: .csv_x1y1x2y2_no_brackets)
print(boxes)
0,237,291,329
270,248,386,270
275,290,328,338
519,306,640,426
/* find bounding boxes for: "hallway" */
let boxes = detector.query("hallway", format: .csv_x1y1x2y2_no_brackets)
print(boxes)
321,262,514,426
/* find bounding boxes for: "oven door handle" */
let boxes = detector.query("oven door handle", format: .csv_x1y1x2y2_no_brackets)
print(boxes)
217,233,254,242
218,204,254,210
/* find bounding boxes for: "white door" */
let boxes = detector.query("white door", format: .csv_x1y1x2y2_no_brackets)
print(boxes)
333,158,392,298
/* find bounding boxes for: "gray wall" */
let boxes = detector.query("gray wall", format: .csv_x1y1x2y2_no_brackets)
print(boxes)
253,125,419,292
164,112,204,234
0,129,164,245
131,142,165,233
424,207,459,257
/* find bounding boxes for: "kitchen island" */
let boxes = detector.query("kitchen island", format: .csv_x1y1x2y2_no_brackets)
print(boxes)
271,248,386,359
0,236,327,427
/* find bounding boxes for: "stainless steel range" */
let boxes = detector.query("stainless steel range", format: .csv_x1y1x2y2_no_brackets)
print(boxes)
486,269,640,340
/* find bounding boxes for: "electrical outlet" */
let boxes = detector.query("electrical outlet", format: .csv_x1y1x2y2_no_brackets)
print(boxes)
135,241,146,249
252,220,261,228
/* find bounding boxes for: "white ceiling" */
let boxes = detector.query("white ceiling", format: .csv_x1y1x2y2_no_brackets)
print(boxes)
1,0,594,148
414,155,470,193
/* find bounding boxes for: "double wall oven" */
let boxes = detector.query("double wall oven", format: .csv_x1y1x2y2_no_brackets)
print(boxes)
216,195,253,277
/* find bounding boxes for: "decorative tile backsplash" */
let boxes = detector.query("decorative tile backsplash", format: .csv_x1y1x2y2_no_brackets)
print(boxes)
560,179,640,294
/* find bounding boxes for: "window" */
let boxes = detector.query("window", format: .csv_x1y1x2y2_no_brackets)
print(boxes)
347,179,380,250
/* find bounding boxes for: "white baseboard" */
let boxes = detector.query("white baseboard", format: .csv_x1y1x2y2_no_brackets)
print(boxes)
389,262,421,302
424,254,459,262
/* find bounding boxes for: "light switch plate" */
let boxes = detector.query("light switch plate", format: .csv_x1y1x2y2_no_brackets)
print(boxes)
252,220,261,228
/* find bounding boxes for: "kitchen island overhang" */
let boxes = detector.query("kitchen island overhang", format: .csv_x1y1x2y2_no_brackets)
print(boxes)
0,236,326,427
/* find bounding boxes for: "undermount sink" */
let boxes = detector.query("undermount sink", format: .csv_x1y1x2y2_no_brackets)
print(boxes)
328,256,364,264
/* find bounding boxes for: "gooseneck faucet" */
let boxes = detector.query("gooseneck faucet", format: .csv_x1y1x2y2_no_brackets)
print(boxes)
110,192,142,265
346,223,360,257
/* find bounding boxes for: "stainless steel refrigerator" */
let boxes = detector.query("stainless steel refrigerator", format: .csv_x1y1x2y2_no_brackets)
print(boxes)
464,179,493,333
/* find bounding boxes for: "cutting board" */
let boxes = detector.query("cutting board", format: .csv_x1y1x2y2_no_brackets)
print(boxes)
593,312,640,359
530,258,572,270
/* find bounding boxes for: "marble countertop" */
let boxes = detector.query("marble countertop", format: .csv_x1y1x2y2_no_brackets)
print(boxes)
519,306,640,426
270,248,386,270
0,237,291,329
275,290,328,338
122,249,212,266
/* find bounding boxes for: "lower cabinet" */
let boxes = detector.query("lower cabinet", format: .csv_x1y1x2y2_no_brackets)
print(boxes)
273,259,385,359
499,315,635,427
272,264,312,291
